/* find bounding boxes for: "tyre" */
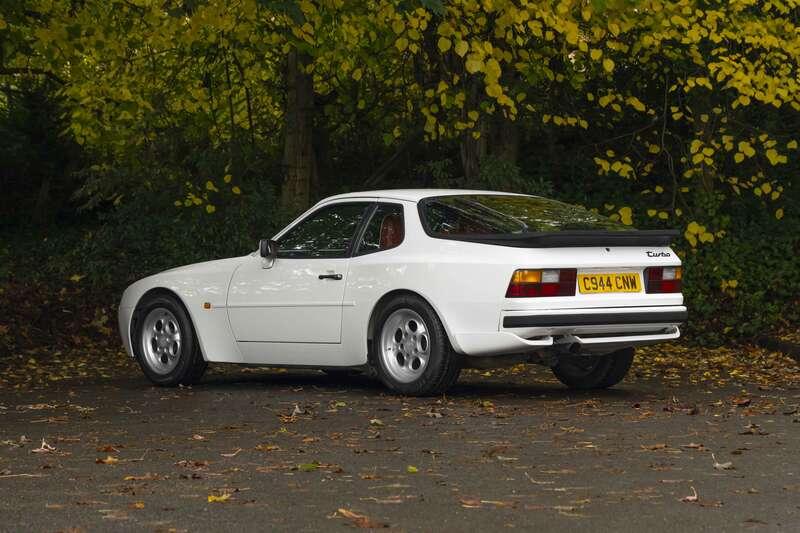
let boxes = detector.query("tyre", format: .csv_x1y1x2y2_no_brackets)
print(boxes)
371,294,461,396
132,293,207,386
551,347,634,390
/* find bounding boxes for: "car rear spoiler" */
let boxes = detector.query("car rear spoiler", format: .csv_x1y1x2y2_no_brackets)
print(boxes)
443,230,680,248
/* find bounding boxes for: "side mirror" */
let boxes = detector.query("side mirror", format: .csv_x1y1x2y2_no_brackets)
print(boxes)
259,239,278,268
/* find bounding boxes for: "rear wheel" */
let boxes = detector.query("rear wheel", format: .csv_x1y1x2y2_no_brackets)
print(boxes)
371,294,460,396
551,347,634,389
132,293,207,386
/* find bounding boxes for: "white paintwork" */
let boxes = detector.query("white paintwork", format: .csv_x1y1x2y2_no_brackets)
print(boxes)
227,256,351,344
119,189,686,369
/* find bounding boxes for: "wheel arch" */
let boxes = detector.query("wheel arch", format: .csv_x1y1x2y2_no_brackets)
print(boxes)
130,287,206,361
365,289,461,359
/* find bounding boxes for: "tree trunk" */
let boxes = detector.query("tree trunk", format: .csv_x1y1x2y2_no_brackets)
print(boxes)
32,174,51,226
491,113,519,164
460,120,487,184
459,81,487,183
280,49,318,214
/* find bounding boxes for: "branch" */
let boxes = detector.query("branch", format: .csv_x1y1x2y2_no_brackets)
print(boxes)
363,129,424,188
0,67,65,84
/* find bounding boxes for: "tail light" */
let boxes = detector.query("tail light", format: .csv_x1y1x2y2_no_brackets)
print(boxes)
645,266,682,293
506,269,577,298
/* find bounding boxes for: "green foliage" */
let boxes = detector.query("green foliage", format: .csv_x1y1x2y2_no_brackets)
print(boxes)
416,158,457,188
681,211,800,342
421,156,554,196
476,156,554,198
72,179,281,288
1,179,282,292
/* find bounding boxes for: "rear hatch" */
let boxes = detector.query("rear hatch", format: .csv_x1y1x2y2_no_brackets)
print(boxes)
499,245,683,311
418,193,683,311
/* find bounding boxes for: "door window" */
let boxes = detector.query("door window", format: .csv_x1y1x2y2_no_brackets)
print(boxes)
355,203,405,255
277,202,371,258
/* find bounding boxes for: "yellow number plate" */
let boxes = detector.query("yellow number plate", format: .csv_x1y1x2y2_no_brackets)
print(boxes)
578,273,641,294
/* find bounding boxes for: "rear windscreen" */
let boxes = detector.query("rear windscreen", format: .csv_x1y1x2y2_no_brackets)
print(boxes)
419,195,630,236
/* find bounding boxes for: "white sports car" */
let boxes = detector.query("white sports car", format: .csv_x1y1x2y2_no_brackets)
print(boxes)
118,190,686,395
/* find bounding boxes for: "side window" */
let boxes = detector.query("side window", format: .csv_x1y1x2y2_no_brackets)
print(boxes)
355,203,405,256
278,202,371,259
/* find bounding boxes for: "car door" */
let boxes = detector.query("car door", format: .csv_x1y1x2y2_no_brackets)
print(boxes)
227,201,374,345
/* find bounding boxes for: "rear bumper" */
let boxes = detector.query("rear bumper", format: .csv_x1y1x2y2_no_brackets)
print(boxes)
453,306,687,356
502,309,687,328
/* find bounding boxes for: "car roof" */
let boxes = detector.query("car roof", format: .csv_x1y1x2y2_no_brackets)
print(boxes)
318,189,528,204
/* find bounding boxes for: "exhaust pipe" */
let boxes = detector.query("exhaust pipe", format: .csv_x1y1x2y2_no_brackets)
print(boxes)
553,335,582,356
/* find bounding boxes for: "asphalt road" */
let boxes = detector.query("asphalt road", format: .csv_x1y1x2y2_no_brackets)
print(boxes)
1,365,799,532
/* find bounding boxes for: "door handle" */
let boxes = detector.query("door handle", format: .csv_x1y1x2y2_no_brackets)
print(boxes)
318,273,343,280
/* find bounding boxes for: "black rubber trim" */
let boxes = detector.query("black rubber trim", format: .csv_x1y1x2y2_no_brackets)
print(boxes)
503,310,688,328
427,229,679,248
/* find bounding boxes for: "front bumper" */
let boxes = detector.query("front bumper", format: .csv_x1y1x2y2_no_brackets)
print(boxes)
454,306,687,356
118,305,135,359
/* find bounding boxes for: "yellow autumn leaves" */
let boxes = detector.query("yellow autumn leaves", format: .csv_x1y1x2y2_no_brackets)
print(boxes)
390,1,630,140
173,175,242,214
684,222,719,248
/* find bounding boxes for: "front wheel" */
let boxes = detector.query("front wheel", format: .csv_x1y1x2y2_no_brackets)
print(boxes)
551,347,634,390
132,293,207,386
371,295,460,396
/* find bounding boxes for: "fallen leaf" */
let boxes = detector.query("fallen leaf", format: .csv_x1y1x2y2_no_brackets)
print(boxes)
96,455,119,465
369,418,384,427
220,448,242,457
31,439,56,454
406,465,418,474
733,397,751,407
712,453,734,470
681,486,699,503
336,508,387,528
460,497,482,509
131,501,145,509
360,495,407,504
740,423,769,436
123,473,159,481
207,493,231,503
